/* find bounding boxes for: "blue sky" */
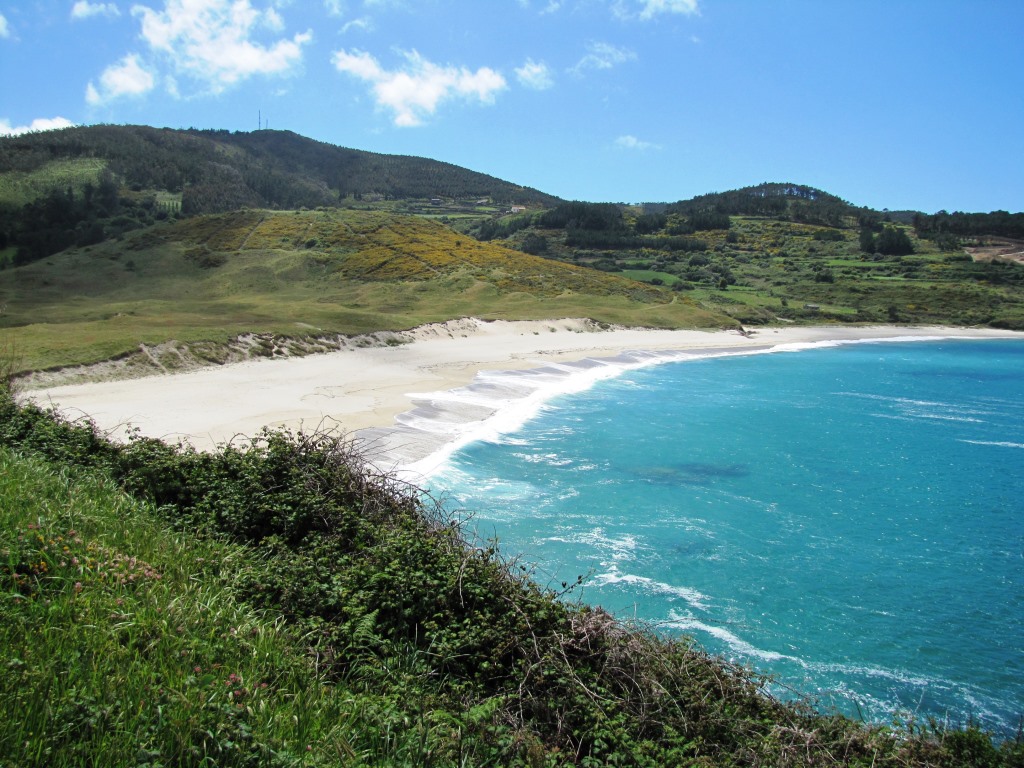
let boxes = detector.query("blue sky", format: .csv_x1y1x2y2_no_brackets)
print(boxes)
1,0,1022,213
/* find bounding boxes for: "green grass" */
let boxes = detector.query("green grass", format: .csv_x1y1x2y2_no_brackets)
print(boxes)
0,449,352,766
621,269,683,285
0,209,731,373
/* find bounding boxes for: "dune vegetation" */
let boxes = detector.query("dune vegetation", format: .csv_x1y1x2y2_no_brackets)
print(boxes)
0,207,727,374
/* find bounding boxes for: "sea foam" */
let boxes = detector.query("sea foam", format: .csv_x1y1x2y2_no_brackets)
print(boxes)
359,334,985,480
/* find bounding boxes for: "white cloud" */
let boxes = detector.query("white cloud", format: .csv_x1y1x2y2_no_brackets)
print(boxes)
613,0,699,20
0,117,76,136
0,12,9,38
332,48,507,127
570,41,636,74
515,58,553,90
324,0,345,15
342,16,373,33
131,0,312,93
263,6,284,31
615,134,661,151
86,53,156,105
71,1,122,19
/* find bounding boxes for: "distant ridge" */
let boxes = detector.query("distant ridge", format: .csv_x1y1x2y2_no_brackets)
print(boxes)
662,182,866,228
0,124,561,215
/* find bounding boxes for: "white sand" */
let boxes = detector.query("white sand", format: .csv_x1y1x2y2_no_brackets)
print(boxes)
23,319,1022,474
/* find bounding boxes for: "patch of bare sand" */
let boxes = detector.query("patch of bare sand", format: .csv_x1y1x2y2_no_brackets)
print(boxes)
23,320,1022,475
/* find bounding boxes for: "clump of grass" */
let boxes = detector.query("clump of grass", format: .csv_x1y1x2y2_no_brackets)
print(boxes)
0,450,303,766
0,335,21,395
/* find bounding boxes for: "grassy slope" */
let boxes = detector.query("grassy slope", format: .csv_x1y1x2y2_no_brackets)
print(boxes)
0,208,729,373
0,449,338,766
4,390,1021,767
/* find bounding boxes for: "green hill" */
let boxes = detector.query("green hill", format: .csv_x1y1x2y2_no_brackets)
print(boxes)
469,198,1024,329
0,125,558,267
0,124,558,210
0,207,727,373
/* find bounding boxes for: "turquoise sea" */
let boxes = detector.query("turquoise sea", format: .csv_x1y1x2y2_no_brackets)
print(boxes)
426,338,1024,735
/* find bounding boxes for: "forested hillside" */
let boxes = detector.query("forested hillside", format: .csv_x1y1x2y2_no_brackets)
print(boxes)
0,125,557,264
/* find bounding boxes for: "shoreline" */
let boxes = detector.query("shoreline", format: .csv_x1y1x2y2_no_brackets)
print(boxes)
23,320,1023,477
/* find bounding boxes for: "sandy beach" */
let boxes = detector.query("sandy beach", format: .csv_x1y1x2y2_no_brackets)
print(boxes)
22,319,1022,475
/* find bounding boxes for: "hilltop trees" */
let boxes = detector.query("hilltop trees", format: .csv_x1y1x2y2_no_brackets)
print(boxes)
667,183,856,226
914,210,1024,240
538,201,625,231
519,232,548,254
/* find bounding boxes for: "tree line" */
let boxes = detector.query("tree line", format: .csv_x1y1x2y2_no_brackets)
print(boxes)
913,210,1024,240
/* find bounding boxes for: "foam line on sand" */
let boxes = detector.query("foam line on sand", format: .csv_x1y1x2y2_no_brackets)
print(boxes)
22,320,1021,479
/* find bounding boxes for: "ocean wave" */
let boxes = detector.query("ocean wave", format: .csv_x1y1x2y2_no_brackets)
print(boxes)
387,335,1003,479
911,412,985,423
663,614,1019,733
595,571,710,610
544,525,641,551
837,391,998,426
664,615,956,694
839,391,991,417
512,451,575,466
663,613,792,662
960,439,1024,449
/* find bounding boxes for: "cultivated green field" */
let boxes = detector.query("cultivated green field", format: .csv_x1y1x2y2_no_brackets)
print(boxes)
0,157,108,207
490,212,1024,328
